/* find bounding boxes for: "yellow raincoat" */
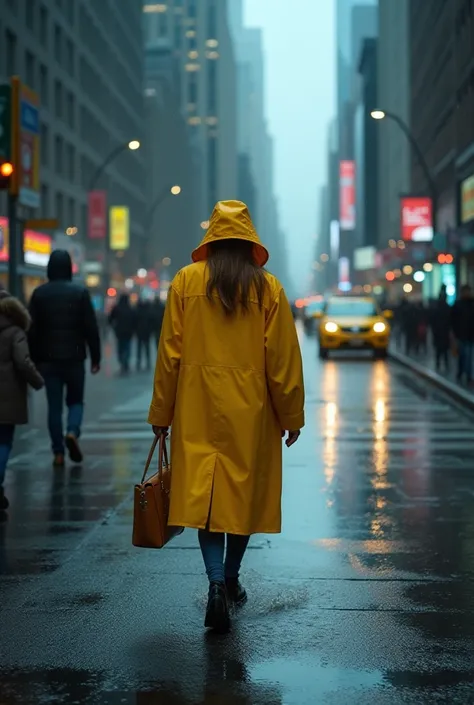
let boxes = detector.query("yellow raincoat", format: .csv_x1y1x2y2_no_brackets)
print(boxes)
148,201,305,535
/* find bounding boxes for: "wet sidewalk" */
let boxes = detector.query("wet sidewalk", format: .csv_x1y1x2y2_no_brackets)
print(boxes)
390,340,474,409
1,339,474,703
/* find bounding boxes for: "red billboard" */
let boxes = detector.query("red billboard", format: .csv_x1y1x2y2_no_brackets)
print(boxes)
400,197,433,241
88,190,107,239
339,161,355,230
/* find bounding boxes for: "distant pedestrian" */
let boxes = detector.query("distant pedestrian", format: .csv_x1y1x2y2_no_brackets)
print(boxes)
0,290,44,512
29,250,101,467
109,293,135,374
151,295,166,349
135,299,153,371
430,289,451,372
415,302,429,356
148,200,305,633
451,285,474,384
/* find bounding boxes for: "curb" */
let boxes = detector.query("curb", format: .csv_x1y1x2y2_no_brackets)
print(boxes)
389,349,474,411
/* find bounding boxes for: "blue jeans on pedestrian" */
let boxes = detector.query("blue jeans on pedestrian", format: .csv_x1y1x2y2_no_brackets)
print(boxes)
198,530,250,584
457,341,473,382
39,362,85,455
0,424,15,486
117,338,132,372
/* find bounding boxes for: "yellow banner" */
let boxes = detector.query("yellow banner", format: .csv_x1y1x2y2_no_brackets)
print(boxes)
461,175,474,224
109,206,129,250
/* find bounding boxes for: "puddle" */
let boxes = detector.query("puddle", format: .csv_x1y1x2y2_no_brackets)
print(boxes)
250,656,383,697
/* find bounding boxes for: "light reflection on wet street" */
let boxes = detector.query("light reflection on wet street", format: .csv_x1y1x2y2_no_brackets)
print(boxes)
1,334,474,704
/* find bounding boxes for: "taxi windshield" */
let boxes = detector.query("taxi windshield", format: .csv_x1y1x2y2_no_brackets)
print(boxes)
326,299,377,317
306,301,324,314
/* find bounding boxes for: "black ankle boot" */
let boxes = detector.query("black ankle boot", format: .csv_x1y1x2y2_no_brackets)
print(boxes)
204,582,230,633
0,487,9,511
225,577,247,605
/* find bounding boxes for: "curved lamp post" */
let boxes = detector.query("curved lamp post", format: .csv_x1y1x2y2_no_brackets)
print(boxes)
370,109,438,236
89,140,141,191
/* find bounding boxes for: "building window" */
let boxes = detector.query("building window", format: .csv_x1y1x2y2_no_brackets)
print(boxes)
54,80,63,118
207,1,217,37
5,31,17,77
26,0,36,31
66,92,75,127
207,60,217,114
39,4,48,44
55,192,64,225
66,38,74,76
188,75,198,104
40,123,49,166
25,51,36,89
68,197,75,226
66,144,75,181
39,64,48,105
54,24,62,62
41,184,49,214
55,135,63,174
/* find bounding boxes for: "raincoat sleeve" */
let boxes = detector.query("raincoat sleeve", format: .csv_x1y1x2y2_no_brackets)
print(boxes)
148,282,183,427
265,287,305,431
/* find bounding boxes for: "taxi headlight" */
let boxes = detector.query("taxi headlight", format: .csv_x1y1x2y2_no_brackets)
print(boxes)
373,322,386,333
325,322,339,333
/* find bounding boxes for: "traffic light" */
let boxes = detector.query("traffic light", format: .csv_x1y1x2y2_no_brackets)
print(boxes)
437,253,453,264
0,160,14,190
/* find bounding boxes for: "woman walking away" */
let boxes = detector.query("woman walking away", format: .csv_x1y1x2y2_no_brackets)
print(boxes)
109,293,136,374
0,290,44,513
148,200,305,633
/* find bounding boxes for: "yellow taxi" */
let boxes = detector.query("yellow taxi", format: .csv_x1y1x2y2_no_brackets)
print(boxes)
317,296,392,359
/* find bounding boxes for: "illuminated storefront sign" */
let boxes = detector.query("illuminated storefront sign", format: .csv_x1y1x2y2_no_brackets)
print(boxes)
400,197,433,241
339,161,355,230
109,206,130,250
0,216,52,265
461,175,474,224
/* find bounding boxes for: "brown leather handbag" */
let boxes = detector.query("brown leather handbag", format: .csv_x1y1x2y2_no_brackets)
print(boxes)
132,435,184,549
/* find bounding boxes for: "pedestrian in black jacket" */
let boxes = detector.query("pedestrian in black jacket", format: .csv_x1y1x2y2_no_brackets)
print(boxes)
29,250,101,467
431,288,452,372
135,300,153,371
108,293,136,375
451,285,474,384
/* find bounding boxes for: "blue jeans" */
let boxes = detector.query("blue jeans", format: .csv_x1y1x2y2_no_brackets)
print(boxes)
39,362,85,454
457,342,473,382
0,424,15,486
117,338,132,372
198,530,250,584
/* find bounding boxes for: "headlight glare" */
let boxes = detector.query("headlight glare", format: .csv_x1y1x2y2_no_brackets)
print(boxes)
325,322,339,333
373,322,386,333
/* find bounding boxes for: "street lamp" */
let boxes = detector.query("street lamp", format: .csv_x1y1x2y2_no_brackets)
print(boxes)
170,185,181,195
144,185,182,234
89,140,141,190
370,108,437,235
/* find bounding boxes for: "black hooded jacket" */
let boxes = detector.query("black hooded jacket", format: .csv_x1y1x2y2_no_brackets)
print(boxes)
29,250,101,365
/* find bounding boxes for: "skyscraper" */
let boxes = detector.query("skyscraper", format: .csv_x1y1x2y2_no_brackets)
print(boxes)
143,0,238,220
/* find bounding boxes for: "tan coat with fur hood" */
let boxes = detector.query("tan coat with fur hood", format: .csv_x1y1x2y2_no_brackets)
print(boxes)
0,290,44,425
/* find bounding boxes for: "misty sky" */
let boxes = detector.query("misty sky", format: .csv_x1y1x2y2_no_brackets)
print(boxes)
244,0,336,290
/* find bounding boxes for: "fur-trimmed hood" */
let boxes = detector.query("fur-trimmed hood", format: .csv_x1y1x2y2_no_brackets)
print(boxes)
0,293,31,332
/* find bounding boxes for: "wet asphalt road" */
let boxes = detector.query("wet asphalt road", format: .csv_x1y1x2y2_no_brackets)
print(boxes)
1,334,474,704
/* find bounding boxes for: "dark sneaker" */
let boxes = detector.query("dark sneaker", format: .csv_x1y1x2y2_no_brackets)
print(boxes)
65,434,83,464
225,577,248,606
204,582,230,633
0,488,9,511
53,454,65,468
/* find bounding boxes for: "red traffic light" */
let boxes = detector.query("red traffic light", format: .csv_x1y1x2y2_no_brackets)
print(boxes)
0,162,13,177
437,253,454,265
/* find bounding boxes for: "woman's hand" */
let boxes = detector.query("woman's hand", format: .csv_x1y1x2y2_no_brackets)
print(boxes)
283,430,300,447
152,426,169,437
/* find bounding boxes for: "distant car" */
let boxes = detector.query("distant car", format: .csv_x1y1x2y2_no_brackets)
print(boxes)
303,299,325,334
317,296,392,359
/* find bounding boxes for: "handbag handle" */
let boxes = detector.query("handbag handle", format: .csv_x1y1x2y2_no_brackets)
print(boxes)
140,434,169,484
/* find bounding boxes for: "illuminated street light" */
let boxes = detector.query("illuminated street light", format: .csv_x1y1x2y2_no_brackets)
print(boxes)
403,283,413,293
201,220,210,229
128,140,141,150
413,270,425,283
423,262,434,272
370,110,386,120
162,257,171,267
320,253,329,262
403,265,413,275
137,268,147,278
171,185,182,195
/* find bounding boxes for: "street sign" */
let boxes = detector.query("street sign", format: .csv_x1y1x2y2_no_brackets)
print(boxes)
14,81,40,209
0,84,11,161
24,218,59,230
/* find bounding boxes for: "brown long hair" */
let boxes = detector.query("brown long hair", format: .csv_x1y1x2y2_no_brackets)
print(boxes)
206,239,267,315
